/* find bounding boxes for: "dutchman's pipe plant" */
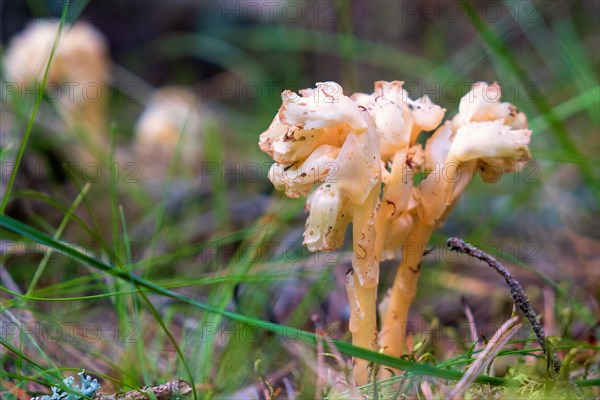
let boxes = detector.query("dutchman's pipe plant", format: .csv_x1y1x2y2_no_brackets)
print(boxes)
259,80,532,385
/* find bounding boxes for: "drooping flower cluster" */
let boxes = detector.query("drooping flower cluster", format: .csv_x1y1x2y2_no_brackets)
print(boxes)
259,80,532,384
260,81,531,265
260,82,382,287
417,82,531,226
260,81,450,282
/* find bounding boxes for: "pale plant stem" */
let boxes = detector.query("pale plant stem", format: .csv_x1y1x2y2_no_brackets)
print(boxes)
380,221,434,362
345,270,378,386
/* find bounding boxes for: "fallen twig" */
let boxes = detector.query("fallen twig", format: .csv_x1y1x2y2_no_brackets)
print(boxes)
447,237,562,375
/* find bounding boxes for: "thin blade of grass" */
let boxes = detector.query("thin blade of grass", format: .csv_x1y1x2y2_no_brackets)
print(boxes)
3,216,599,388
504,0,598,126
0,215,542,388
25,182,91,295
137,289,198,400
459,0,597,189
203,116,229,229
529,86,600,136
0,0,71,213
147,99,195,266
117,205,150,387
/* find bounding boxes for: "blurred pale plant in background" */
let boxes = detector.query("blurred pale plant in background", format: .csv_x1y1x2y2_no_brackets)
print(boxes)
4,21,110,160
134,85,204,186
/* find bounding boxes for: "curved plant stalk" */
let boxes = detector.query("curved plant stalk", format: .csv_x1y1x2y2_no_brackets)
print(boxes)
380,222,433,363
346,176,381,385
345,270,378,385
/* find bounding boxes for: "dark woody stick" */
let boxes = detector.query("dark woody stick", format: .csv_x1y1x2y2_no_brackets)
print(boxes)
447,237,561,375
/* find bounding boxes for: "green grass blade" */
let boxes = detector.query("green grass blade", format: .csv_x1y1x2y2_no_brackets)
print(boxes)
459,0,597,189
504,0,599,126
117,204,150,386
217,26,458,84
203,116,230,229
25,182,91,295
146,98,195,265
137,290,198,400
0,0,71,213
4,214,600,388
529,86,600,135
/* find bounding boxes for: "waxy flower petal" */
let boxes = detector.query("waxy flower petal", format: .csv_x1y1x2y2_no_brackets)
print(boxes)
424,121,453,172
268,144,339,198
280,82,367,131
448,120,532,168
410,95,446,132
303,184,351,252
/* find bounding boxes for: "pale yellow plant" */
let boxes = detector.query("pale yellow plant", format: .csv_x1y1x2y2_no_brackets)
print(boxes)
259,80,531,386
3,21,110,159
134,86,203,183
4,21,108,84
